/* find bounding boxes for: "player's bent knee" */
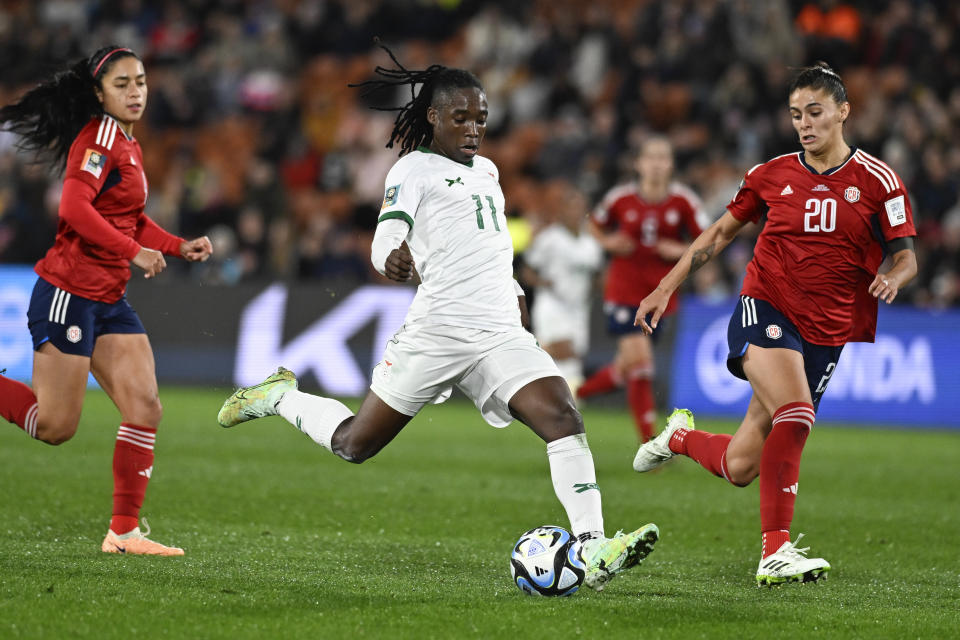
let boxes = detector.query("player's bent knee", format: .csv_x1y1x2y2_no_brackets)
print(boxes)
148,397,163,426
332,442,378,464
724,459,759,487
35,418,79,445
129,395,163,427
552,402,585,439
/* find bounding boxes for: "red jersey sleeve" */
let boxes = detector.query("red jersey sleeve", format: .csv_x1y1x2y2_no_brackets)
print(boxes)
58,178,140,260
135,215,184,256
592,184,633,230
726,164,767,224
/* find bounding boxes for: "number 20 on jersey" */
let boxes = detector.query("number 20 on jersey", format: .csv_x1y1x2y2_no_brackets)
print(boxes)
804,197,836,233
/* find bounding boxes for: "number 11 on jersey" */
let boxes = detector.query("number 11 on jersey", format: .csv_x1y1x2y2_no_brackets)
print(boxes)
472,194,501,231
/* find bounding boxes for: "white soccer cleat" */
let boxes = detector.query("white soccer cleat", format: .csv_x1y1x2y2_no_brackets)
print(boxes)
633,408,694,472
756,534,830,586
580,523,659,592
218,367,298,428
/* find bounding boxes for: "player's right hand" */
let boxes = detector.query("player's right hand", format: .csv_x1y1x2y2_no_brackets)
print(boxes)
634,287,670,335
133,247,167,279
384,243,415,282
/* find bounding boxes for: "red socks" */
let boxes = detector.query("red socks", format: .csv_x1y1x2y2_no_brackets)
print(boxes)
576,365,621,399
111,423,157,534
0,375,39,439
759,402,815,557
625,368,655,442
669,427,733,480
577,365,655,442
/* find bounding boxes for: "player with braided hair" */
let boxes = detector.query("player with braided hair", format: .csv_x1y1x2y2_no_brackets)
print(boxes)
218,48,659,592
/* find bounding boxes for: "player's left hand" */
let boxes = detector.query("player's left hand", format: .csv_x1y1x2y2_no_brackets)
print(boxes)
180,236,213,262
869,272,899,304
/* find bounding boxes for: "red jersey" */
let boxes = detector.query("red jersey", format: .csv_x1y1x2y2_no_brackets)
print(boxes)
35,115,182,303
592,182,706,313
727,148,916,346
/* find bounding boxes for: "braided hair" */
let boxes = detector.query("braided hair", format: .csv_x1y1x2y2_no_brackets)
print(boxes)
788,61,848,105
0,45,139,171
350,45,483,156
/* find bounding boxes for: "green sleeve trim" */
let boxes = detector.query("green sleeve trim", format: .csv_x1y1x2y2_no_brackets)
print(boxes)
378,211,414,229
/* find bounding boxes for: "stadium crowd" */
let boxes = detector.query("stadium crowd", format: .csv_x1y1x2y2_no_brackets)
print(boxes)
1,0,958,307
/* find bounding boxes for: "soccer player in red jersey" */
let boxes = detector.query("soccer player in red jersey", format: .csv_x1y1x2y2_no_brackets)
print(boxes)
579,136,707,442
631,63,918,585
0,46,212,555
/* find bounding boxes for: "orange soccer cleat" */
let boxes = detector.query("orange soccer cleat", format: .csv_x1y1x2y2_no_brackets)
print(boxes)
101,521,184,556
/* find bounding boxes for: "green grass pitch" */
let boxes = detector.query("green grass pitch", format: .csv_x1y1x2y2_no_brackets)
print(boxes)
1,387,958,639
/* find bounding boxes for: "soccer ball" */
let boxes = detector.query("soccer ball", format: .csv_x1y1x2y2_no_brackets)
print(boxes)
509,525,586,597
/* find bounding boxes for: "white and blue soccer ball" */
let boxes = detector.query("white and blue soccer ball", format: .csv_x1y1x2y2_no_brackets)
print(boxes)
509,525,586,597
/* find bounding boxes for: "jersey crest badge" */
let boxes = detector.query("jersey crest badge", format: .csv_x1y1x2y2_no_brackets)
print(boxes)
66,325,82,343
765,324,782,340
444,176,463,187
780,185,793,196
844,186,860,203
80,148,106,179
381,184,400,210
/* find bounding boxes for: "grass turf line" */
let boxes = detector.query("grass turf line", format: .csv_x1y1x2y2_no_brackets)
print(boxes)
1,388,958,639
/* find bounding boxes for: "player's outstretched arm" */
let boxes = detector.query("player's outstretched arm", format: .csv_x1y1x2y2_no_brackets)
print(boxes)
635,210,745,333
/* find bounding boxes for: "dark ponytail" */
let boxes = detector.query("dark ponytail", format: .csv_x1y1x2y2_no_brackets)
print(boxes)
0,45,139,171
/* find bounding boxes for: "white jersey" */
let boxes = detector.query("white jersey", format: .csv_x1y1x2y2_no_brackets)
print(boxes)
524,223,602,353
523,223,602,309
379,148,518,330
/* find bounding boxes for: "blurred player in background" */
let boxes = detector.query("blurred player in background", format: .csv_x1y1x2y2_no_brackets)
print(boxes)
633,63,918,585
578,137,707,442
0,46,212,555
520,179,603,394
219,50,658,592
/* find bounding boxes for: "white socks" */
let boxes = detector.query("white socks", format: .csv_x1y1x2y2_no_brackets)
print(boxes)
276,390,354,451
546,433,604,538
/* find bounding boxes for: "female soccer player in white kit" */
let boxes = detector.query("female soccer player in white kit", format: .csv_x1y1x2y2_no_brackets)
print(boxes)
218,52,658,592
521,179,604,393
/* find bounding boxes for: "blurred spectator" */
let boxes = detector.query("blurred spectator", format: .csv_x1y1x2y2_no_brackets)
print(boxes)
0,0,956,308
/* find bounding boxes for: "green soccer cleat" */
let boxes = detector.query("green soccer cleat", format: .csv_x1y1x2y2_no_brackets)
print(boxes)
218,367,298,428
581,523,659,591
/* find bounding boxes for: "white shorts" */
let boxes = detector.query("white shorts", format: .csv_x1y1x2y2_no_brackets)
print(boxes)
531,295,590,355
370,323,562,427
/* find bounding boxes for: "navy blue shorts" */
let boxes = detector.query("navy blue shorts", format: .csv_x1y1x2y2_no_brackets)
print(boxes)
605,301,670,343
726,295,843,411
27,277,145,357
